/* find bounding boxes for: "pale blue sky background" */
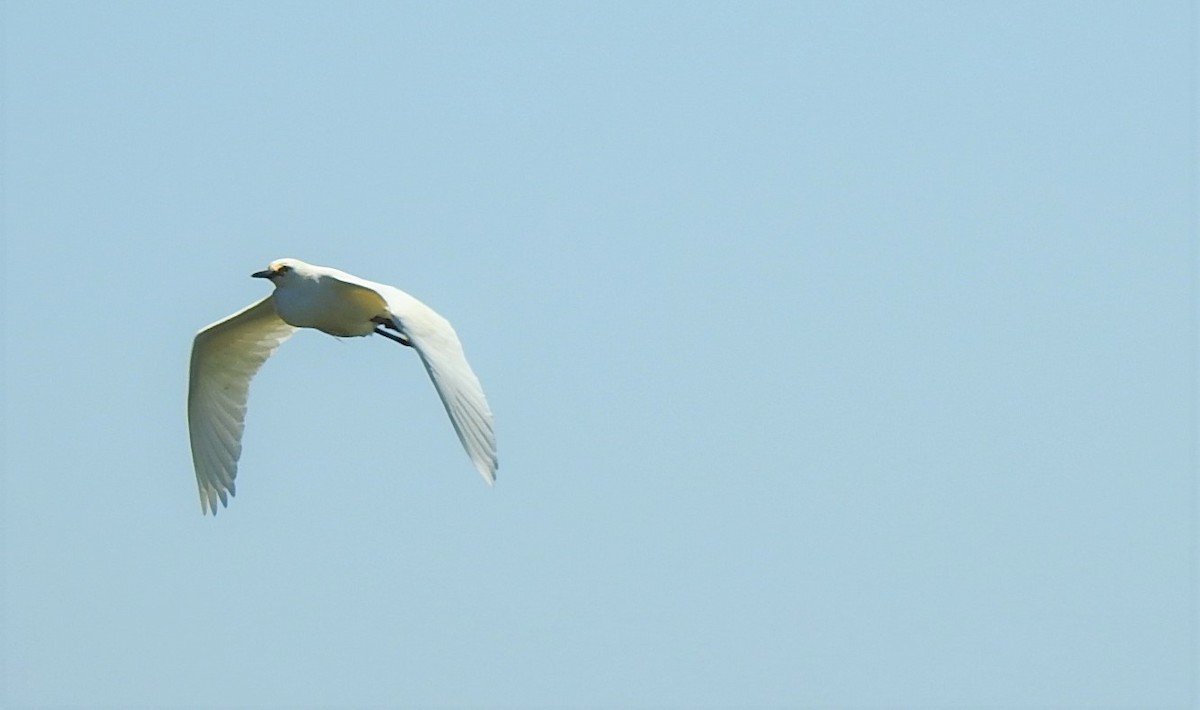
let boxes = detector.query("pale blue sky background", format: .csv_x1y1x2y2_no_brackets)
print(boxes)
2,2,1195,708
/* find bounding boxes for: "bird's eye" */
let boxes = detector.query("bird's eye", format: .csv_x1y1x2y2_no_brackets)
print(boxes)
277,265,291,273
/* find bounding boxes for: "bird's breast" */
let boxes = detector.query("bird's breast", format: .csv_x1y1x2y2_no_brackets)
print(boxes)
272,280,382,338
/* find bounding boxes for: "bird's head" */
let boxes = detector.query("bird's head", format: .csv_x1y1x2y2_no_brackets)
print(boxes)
252,258,309,284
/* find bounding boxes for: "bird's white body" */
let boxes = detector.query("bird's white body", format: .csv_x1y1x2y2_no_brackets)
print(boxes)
187,258,497,515
271,265,384,336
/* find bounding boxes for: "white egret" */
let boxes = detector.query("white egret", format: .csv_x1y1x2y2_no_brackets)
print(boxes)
187,258,496,514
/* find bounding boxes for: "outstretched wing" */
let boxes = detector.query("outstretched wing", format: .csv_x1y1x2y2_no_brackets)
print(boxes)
376,285,498,484
188,295,296,514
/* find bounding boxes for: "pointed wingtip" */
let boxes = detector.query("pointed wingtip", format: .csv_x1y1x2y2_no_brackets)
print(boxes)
199,485,234,516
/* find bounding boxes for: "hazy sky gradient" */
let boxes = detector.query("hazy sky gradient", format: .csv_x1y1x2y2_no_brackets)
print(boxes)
3,2,1195,708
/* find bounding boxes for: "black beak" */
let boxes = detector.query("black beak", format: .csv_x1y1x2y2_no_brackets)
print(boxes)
251,270,274,279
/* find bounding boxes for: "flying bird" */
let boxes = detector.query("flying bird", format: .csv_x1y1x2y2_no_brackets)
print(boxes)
187,258,497,514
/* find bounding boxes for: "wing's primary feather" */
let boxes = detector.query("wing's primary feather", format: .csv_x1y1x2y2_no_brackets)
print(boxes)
188,295,295,514
376,285,498,483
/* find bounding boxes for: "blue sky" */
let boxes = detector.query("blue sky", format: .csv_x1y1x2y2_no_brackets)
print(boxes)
2,2,1195,708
